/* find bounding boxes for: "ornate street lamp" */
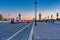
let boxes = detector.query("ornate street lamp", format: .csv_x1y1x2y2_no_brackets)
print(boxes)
39,12,41,21
56,12,59,20
19,12,21,22
34,0,37,25
51,14,53,19
8,13,10,21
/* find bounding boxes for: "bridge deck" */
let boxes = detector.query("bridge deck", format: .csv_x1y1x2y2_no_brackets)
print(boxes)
33,22,60,40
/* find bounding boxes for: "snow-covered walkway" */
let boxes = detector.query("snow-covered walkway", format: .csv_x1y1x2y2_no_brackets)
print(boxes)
33,22,60,40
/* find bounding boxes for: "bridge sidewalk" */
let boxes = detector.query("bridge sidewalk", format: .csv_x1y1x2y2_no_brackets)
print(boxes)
33,22,60,40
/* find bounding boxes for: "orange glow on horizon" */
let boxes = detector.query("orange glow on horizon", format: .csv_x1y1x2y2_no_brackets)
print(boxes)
21,16,33,20
3,14,60,20
3,15,34,20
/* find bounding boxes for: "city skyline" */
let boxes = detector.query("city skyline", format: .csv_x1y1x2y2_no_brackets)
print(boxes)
0,0,60,20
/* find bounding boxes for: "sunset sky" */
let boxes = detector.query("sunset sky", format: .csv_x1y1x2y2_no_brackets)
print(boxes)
0,0,60,20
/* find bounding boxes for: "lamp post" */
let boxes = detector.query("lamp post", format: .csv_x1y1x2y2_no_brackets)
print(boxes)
34,0,37,25
48,16,49,20
56,12,59,21
51,14,53,19
8,13,10,21
19,12,21,22
51,14,53,23
39,12,41,22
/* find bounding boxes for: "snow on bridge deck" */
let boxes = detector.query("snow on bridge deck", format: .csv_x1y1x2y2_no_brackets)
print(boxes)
0,22,33,40
33,22,60,40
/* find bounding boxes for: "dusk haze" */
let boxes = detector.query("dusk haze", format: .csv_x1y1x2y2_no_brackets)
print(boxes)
0,0,60,40
0,0,60,20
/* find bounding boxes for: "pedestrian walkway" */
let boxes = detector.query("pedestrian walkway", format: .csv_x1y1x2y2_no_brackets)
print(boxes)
33,22,60,40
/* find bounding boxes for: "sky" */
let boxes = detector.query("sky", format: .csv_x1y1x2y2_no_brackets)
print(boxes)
0,0,60,20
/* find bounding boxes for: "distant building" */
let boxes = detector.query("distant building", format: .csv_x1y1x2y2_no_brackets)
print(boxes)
39,12,41,21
